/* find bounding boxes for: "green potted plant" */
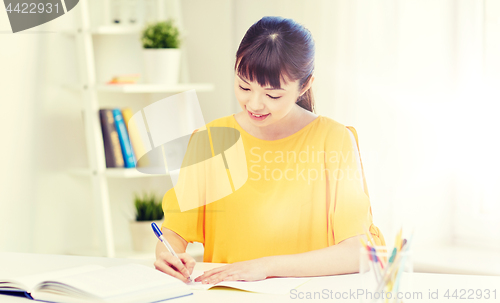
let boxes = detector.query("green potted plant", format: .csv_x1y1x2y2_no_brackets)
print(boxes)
129,191,164,252
141,19,182,85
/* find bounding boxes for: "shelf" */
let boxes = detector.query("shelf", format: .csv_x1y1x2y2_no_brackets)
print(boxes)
61,25,143,36
63,83,215,93
70,168,169,178
105,168,169,178
91,25,143,35
96,83,215,93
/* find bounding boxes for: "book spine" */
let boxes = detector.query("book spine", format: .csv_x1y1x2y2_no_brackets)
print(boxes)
121,108,145,167
99,109,125,168
112,108,136,168
121,107,133,131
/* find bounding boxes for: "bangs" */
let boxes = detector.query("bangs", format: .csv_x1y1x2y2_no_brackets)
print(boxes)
236,40,293,89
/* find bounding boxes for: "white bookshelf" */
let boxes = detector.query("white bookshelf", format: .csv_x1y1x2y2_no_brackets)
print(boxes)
71,0,211,258
90,25,143,35
96,83,214,93
61,26,142,35
64,83,214,93
70,168,169,178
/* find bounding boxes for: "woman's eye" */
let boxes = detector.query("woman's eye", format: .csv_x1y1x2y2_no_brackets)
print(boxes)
238,85,280,99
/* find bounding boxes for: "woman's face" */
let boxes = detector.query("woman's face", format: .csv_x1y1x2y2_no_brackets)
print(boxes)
234,71,304,127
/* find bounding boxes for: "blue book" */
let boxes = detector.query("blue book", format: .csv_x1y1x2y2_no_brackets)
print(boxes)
112,108,136,168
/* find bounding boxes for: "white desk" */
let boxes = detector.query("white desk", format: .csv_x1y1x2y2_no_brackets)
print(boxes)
1,252,499,303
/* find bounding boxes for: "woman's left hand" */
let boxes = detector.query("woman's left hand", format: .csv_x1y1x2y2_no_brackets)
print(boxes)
194,257,272,284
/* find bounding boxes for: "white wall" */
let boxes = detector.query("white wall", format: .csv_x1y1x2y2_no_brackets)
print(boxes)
180,0,235,121
319,0,459,249
0,16,40,252
0,6,89,253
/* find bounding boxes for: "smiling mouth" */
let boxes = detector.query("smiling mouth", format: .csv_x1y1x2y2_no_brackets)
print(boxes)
251,113,269,117
247,110,270,117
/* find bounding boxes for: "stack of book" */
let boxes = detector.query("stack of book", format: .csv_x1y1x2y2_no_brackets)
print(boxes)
99,108,138,168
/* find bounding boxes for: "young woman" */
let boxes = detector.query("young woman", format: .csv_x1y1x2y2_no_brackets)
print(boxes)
154,16,385,284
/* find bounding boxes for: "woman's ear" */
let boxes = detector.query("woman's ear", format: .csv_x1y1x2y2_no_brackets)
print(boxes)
299,75,315,97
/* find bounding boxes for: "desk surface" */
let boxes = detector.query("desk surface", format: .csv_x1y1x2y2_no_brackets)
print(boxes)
1,252,499,303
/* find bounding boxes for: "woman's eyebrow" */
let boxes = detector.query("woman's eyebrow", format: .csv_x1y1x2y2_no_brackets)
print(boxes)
237,75,285,91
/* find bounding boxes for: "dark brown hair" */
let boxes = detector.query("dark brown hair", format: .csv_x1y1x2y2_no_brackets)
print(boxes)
234,16,316,113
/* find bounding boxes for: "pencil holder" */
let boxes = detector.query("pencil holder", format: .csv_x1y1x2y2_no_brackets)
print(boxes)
359,246,413,303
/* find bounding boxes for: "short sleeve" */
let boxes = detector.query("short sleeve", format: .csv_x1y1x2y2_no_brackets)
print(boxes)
327,126,385,246
347,128,366,194
161,127,206,244
161,187,205,244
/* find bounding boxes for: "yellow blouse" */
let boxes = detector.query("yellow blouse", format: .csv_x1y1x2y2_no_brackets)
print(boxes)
161,114,385,263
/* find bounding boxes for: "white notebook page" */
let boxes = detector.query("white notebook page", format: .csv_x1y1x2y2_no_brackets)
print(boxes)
188,269,311,295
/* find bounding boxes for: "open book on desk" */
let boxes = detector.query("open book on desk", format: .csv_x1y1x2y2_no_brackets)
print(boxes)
0,263,192,303
188,269,311,295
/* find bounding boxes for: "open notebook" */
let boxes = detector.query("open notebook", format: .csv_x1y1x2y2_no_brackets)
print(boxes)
0,263,192,303
188,269,312,295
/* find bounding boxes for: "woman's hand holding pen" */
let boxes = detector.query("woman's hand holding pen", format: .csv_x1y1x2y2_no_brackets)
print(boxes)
194,257,271,284
152,223,194,283
154,251,195,283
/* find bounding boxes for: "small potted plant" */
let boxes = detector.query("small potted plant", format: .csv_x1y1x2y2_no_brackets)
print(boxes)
141,19,182,84
129,191,164,252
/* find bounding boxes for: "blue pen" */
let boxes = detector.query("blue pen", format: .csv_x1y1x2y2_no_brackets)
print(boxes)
151,222,192,282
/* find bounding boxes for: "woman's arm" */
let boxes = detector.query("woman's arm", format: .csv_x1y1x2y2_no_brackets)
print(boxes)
194,235,365,284
265,236,362,278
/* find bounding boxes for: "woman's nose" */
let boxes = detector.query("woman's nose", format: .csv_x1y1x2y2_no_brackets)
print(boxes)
247,93,265,111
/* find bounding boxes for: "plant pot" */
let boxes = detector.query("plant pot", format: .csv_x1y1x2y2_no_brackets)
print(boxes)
143,48,181,85
129,219,164,252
